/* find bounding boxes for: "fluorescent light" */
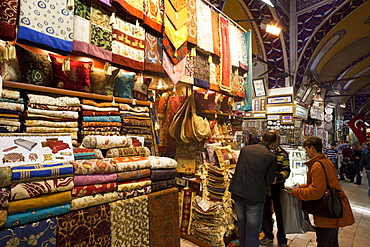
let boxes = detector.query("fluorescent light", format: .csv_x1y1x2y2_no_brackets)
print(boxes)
340,103,346,108
266,24,281,36
366,122,369,127
262,0,274,7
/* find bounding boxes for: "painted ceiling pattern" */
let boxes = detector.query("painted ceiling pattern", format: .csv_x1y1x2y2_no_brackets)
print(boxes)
344,94,370,120
297,0,324,11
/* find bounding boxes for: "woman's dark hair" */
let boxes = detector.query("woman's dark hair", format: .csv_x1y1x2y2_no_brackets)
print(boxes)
302,136,323,153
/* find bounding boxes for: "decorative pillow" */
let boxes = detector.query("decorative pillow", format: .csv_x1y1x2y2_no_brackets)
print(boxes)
90,68,117,96
113,69,136,99
132,77,151,101
194,90,215,111
49,53,92,93
0,43,21,81
15,44,52,86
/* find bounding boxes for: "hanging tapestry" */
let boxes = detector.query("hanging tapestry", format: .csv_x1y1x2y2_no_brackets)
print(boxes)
143,0,163,33
0,0,18,41
163,15,188,51
57,204,111,247
144,32,164,73
112,0,144,20
73,0,112,61
164,0,187,30
211,9,221,57
186,0,197,45
112,16,145,70
194,51,210,82
110,195,149,247
0,218,57,247
239,29,248,71
148,188,180,247
162,34,188,64
162,50,187,86
220,15,231,92
196,0,213,53
17,0,73,55
244,30,253,111
229,24,241,67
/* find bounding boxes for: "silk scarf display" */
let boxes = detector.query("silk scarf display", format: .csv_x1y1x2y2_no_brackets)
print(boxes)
11,162,74,183
162,50,187,86
72,159,118,175
148,188,180,247
57,204,111,247
143,0,163,33
10,177,74,201
8,191,72,213
5,203,70,228
112,16,145,70
17,0,73,55
71,191,119,210
220,16,231,92
0,218,57,247
196,0,213,53
110,195,149,247
73,0,112,61
74,173,118,186
0,0,18,41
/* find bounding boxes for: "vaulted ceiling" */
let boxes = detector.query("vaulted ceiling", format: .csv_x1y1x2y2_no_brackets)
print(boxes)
213,0,370,123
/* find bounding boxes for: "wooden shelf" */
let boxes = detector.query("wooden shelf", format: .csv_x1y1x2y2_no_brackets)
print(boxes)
3,81,151,106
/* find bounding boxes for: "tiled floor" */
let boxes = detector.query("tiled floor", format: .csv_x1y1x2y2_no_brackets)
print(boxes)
181,176,370,247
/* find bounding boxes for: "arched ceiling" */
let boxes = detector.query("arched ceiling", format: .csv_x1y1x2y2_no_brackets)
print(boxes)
214,0,370,123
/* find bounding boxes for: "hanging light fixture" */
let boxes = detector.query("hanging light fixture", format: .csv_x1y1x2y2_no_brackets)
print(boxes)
265,21,281,36
261,0,274,7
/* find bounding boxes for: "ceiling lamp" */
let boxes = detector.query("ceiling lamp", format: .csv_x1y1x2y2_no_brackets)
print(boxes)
340,103,346,108
265,23,281,36
262,0,274,7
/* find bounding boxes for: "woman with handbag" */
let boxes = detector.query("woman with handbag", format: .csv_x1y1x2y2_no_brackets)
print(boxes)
288,136,354,247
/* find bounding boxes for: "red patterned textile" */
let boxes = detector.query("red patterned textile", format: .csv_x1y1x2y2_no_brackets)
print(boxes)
220,16,231,91
112,0,143,20
49,54,93,93
162,34,188,65
0,0,18,41
57,204,111,247
148,187,180,247
72,182,117,197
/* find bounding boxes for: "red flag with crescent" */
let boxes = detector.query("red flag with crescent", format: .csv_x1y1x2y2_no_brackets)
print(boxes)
347,113,366,143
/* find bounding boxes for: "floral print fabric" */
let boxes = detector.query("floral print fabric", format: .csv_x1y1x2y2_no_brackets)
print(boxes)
82,135,132,149
117,178,151,192
72,159,117,175
27,94,80,107
106,147,151,158
71,191,119,210
116,168,151,182
72,182,117,197
110,195,149,247
148,156,178,169
113,156,152,172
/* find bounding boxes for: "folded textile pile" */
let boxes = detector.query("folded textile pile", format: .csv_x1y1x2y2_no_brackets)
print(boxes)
79,99,122,139
190,196,228,247
119,103,153,148
148,156,177,192
72,148,103,160
4,162,74,227
0,89,24,133
24,94,81,143
206,165,226,202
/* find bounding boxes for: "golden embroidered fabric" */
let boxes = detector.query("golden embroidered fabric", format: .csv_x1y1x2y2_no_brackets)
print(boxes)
164,0,187,30
164,15,188,50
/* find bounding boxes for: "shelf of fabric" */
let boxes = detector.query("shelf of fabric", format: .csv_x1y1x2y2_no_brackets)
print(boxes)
3,81,151,107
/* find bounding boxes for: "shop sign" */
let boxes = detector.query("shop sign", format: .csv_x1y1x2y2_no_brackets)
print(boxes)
267,115,280,120
253,112,266,118
295,105,308,119
281,115,293,124
244,112,253,117
267,95,293,104
266,104,293,114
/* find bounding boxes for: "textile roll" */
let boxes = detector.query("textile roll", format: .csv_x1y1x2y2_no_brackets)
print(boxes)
27,94,81,107
113,156,151,172
5,203,71,228
0,208,7,227
83,115,122,122
81,110,120,116
74,173,118,186
73,148,104,160
116,168,151,182
148,156,178,169
27,108,79,119
151,169,177,181
82,135,132,149
71,191,119,210
8,191,72,213
72,182,117,197
106,147,151,158
110,195,149,247
0,218,58,247
28,104,81,111
151,179,177,192
117,185,152,200
117,178,151,192
180,187,196,235
148,187,180,247
81,99,119,107
81,121,123,127
57,204,111,247
72,159,118,175
11,162,74,183
10,177,74,201
0,187,10,208
25,120,79,128
0,166,12,187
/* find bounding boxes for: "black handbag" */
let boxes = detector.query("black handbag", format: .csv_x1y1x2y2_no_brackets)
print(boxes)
301,161,343,218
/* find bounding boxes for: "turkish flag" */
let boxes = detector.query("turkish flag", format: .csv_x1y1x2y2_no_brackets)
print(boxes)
347,113,367,143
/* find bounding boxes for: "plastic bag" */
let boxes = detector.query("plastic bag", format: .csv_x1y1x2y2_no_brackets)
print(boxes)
280,189,315,234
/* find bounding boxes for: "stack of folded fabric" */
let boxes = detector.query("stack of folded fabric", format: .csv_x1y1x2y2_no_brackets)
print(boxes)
80,99,121,139
105,146,151,158
71,158,119,211
190,196,228,247
0,166,12,228
24,94,80,143
112,156,152,200
206,165,226,202
119,103,153,148
4,162,74,227
148,156,178,192
0,89,24,133
72,148,104,160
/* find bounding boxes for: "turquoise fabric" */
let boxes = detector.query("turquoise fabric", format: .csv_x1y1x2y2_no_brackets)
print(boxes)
113,70,136,99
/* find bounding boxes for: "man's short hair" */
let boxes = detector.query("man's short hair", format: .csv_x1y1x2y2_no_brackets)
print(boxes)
330,142,336,147
262,131,278,145
302,136,323,153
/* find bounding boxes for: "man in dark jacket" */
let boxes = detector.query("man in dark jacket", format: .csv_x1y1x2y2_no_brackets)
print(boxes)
229,131,279,247
360,152,370,195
